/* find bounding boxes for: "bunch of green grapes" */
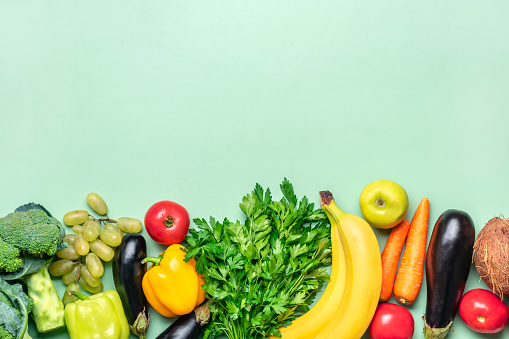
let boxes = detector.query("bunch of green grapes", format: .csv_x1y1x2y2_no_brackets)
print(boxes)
49,192,143,299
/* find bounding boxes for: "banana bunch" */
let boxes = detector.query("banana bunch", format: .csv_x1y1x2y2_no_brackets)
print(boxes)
273,191,382,339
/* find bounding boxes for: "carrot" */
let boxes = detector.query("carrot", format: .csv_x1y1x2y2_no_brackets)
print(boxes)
379,219,410,302
393,197,429,305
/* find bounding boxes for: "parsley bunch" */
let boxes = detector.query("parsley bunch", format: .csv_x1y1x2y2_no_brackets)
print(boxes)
185,179,331,339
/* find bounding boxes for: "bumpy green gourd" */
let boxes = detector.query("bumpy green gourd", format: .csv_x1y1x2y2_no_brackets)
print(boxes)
25,261,65,332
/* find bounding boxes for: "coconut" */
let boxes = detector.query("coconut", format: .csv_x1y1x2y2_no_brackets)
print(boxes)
473,217,509,297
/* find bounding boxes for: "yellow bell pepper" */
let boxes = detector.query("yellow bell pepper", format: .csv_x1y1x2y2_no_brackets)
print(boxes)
142,244,205,317
64,290,130,339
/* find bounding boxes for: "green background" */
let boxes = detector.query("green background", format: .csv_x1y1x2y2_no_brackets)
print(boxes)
2,1,509,338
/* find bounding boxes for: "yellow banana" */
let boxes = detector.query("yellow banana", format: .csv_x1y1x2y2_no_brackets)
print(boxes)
270,197,348,339
316,191,382,339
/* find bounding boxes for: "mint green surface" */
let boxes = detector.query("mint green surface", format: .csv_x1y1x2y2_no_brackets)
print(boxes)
2,1,509,338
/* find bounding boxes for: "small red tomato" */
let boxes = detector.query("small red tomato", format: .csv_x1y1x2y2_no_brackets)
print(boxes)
145,200,190,245
369,303,414,339
459,288,509,333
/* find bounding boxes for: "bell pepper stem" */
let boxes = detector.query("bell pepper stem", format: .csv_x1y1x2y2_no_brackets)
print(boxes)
71,291,91,301
141,255,163,266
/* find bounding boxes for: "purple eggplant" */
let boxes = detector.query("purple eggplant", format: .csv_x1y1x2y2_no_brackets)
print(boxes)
156,301,210,339
113,233,149,338
424,209,475,339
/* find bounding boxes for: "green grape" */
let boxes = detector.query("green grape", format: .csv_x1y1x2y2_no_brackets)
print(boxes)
83,219,95,227
63,210,89,226
62,266,79,285
74,234,90,256
117,217,143,233
83,221,101,242
72,225,84,234
99,224,123,247
62,283,80,306
87,192,108,215
49,259,75,276
89,239,114,262
79,277,103,294
85,253,104,278
80,265,101,288
56,245,80,260
62,234,76,246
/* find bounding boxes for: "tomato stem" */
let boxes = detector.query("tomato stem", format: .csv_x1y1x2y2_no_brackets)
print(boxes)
162,214,174,228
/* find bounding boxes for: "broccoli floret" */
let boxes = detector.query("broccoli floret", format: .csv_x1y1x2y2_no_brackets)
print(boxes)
0,210,61,268
0,326,32,339
25,209,60,228
0,238,22,272
0,325,15,339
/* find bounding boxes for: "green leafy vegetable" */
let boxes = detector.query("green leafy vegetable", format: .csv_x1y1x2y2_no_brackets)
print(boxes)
185,179,331,339
0,276,34,339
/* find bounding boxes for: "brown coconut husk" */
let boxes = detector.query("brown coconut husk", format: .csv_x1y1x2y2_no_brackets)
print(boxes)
473,216,509,297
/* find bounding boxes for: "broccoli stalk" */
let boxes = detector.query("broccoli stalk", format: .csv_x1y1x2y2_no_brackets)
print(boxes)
24,260,65,333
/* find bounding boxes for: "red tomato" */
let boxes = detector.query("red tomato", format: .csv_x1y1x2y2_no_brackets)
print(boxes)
459,288,509,333
145,200,190,245
369,303,414,339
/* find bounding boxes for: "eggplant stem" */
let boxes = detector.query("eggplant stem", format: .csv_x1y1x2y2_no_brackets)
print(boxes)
423,319,453,339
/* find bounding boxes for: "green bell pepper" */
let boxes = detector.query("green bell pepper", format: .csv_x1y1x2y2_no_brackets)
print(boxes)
64,290,130,339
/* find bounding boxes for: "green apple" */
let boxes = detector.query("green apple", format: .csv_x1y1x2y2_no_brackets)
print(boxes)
359,180,409,229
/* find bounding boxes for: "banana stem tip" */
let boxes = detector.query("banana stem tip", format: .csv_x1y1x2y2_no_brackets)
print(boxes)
319,191,333,205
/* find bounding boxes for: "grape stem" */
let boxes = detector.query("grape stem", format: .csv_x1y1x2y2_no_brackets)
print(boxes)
73,261,83,285
89,214,117,225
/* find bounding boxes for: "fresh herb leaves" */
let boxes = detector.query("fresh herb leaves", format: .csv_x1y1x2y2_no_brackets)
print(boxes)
185,179,331,339
0,276,33,339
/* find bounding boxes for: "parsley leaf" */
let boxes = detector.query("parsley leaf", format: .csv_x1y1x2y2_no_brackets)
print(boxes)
185,179,331,339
